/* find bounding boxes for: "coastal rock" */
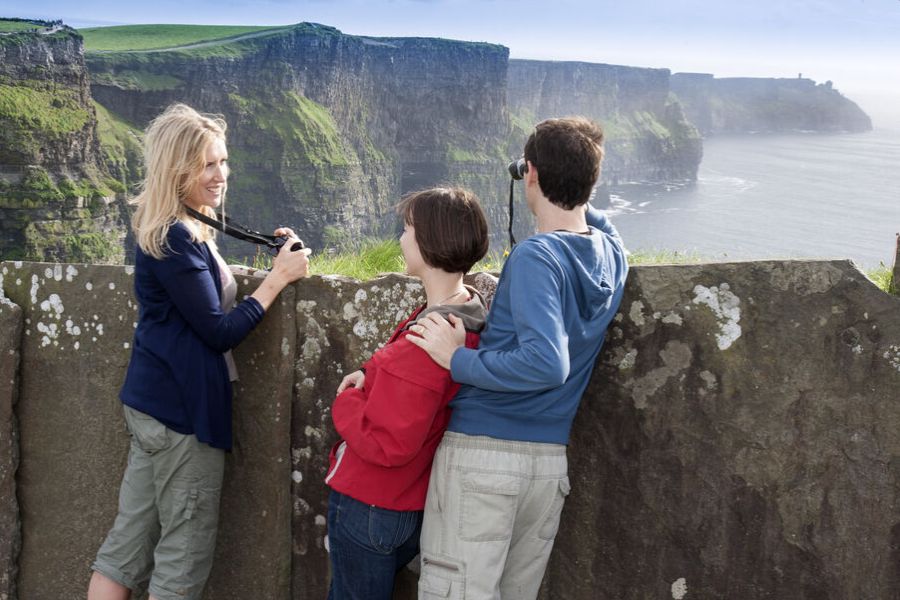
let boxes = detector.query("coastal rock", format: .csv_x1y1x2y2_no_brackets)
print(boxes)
84,24,706,256
671,73,873,135
86,24,511,256
508,59,704,186
0,23,126,263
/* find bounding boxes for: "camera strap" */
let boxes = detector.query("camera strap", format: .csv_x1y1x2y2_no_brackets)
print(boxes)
184,206,283,252
508,178,517,248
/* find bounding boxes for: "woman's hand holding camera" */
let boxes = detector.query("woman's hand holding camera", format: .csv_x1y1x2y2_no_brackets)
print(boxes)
271,229,311,283
250,227,311,311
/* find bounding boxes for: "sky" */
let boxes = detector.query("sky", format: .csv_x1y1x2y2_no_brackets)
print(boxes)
4,0,900,128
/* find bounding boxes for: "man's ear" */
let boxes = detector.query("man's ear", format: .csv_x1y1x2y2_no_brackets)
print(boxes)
525,160,538,184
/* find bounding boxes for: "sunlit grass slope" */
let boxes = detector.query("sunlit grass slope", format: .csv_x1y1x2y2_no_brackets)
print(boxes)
0,19,42,32
79,24,289,52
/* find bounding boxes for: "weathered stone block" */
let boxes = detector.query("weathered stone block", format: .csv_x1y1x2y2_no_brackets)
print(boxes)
3,259,899,600
0,262,295,600
1,263,134,600
0,263,23,600
204,269,295,600
542,260,900,599
290,273,426,600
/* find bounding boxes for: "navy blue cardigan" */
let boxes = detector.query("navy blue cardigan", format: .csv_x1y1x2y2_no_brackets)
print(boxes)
121,221,265,450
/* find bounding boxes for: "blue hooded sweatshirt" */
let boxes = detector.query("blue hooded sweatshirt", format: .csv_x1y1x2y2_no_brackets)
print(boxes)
447,207,628,445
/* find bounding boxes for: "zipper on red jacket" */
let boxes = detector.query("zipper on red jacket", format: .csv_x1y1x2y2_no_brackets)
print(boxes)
325,441,347,485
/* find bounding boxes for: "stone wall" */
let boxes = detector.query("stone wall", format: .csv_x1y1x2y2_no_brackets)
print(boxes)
0,259,898,599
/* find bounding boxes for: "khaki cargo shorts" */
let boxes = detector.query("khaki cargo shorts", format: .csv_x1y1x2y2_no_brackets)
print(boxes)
92,406,225,600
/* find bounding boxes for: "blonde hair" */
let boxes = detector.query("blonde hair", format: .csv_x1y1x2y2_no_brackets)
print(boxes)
131,103,228,259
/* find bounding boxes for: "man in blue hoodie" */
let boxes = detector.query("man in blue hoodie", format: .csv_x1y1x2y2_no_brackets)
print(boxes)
408,116,628,599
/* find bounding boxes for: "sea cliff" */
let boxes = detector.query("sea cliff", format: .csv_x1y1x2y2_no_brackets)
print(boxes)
0,21,126,262
508,59,703,186
0,20,876,262
671,72,872,135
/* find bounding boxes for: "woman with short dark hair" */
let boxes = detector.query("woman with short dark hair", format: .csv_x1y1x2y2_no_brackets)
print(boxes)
324,187,489,600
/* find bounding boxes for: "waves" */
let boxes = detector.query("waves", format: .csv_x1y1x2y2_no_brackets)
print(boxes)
607,129,900,269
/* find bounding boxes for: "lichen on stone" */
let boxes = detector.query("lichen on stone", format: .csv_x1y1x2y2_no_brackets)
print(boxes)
692,283,741,350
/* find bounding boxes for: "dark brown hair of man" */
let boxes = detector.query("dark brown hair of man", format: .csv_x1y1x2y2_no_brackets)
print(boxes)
523,116,605,210
397,186,489,274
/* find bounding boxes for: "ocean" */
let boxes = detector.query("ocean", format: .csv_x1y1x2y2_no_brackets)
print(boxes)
607,128,900,270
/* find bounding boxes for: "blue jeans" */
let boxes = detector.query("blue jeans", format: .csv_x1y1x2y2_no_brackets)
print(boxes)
327,490,422,600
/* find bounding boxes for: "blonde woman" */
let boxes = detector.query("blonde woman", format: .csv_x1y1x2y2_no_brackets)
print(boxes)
87,103,310,600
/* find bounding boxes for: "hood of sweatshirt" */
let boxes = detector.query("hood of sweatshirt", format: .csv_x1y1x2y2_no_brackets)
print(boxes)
403,285,488,333
540,229,626,323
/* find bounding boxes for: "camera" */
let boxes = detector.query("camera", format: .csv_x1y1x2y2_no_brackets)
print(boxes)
507,157,527,180
269,235,305,256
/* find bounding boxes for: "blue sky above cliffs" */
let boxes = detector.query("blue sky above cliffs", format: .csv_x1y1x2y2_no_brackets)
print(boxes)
6,0,900,127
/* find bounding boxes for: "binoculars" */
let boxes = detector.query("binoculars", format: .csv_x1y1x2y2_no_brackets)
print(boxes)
507,158,527,180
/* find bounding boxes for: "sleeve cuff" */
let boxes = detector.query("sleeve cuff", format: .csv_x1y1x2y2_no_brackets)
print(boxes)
239,296,266,323
449,346,476,384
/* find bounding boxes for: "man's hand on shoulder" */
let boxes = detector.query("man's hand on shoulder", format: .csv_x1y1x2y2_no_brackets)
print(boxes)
407,313,466,370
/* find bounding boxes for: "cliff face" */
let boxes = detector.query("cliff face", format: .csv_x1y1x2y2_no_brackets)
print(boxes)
1,21,877,262
84,26,711,257
0,22,126,262
86,24,511,256
671,73,873,135
507,60,704,186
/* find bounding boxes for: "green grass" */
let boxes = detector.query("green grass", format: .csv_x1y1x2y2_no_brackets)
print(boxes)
304,239,505,280
310,239,407,279
629,249,896,294
628,249,705,265
0,19,43,32
0,79,91,137
305,243,698,281
867,264,895,294
90,69,184,91
231,234,900,295
79,24,288,52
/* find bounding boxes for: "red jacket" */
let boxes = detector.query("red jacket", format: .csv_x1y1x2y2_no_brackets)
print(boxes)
326,300,484,511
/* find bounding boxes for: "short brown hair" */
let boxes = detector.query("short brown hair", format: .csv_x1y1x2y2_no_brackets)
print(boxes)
524,116,604,210
397,187,489,274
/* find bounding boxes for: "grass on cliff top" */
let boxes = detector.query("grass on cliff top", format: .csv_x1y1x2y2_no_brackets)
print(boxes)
79,24,289,52
306,243,698,281
297,242,896,294
0,19,43,32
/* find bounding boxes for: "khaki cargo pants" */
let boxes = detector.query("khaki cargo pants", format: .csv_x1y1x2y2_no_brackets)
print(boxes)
418,432,570,600
92,406,225,600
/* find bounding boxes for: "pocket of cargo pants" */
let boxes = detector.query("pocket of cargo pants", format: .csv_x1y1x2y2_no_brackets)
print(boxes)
458,473,521,542
538,476,571,541
419,554,465,599
123,406,169,454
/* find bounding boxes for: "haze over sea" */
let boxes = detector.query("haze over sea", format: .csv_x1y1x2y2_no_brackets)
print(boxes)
608,128,900,271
